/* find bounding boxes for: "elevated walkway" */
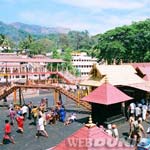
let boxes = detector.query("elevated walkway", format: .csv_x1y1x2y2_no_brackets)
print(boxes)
0,84,91,110
4,71,80,85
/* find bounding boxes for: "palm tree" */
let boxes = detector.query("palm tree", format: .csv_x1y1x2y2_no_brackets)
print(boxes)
0,34,6,46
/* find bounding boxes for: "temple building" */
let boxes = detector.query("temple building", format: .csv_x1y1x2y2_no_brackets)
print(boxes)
80,63,150,125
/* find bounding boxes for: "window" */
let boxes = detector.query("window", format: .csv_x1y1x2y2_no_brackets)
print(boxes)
22,75,25,78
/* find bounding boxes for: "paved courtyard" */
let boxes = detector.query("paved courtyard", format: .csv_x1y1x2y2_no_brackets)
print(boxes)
0,92,90,150
0,91,150,150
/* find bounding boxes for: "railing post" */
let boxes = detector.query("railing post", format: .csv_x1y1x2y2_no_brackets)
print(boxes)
13,88,17,104
77,89,80,106
19,88,22,106
53,89,59,105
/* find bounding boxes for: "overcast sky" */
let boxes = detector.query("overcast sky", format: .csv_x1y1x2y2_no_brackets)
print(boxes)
1,0,150,35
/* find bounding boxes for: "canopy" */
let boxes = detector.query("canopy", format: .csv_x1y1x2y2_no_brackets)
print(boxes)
81,82,132,105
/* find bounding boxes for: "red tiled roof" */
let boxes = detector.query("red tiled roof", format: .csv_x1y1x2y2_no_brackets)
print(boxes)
137,66,150,75
81,83,132,105
0,58,64,63
130,63,150,69
128,82,150,92
143,74,150,81
50,125,134,150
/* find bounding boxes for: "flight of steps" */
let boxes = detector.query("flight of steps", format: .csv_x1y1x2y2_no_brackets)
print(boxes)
0,85,18,100
56,86,91,110
0,84,91,111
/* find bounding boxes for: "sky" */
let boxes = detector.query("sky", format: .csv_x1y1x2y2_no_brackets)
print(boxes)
0,0,150,35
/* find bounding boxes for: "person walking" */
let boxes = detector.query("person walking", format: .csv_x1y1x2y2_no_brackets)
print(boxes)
27,101,33,120
9,108,16,126
36,115,48,138
134,119,146,146
142,104,148,121
21,104,28,121
31,106,39,125
128,118,135,139
16,114,24,133
0,120,15,145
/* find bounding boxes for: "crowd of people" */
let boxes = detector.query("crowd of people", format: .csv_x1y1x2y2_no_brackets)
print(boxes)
127,99,150,146
2,95,150,147
0,98,77,145
102,99,150,147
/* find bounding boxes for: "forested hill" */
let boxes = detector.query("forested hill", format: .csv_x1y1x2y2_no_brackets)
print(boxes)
93,19,150,63
0,21,70,42
1,19,150,62
0,21,29,41
10,22,70,35
0,21,94,54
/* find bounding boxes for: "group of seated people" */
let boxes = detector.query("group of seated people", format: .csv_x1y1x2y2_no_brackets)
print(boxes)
9,99,77,130
46,102,77,126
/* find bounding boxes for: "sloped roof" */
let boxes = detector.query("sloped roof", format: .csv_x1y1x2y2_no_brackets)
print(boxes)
81,82,132,105
0,58,64,63
97,64,136,75
143,74,150,81
49,120,134,150
127,81,150,92
79,79,102,87
136,66,150,75
97,65,144,86
80,64,145,87
130,63,150,69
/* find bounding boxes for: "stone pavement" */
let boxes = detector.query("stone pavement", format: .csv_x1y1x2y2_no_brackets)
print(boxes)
0,93,90,150
0,92,150,150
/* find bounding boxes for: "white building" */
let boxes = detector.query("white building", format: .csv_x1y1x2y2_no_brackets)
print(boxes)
0,53,64,84
71,52,98,77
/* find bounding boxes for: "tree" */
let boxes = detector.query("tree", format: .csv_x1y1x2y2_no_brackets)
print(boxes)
29,38,55,55
62,48,74,72
58,34,69,49
18,35,34,54
68,30,93,51
0,34,15,52
93,19,150,63
52,49,61,59
0,34,5,46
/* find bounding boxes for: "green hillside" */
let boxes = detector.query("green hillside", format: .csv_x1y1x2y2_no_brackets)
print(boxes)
0,21,29,42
